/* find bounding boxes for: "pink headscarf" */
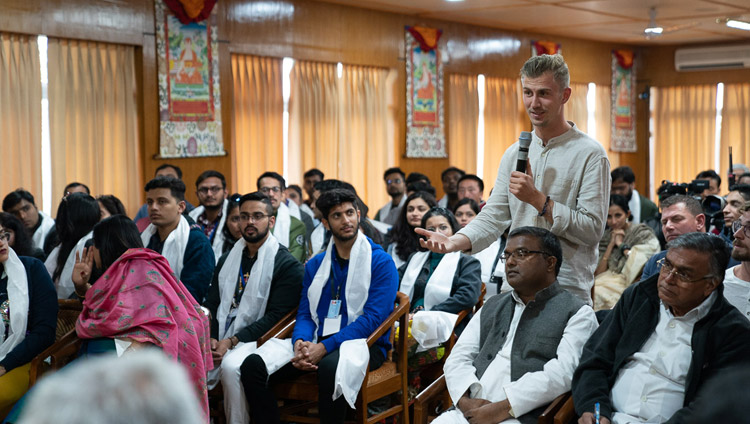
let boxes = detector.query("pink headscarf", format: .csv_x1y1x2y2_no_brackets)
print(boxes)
76,248,213,419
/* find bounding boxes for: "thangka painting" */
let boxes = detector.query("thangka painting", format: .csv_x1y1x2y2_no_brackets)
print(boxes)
155,0,225,158
405,26,446,158
531,40,561,56
611,50,636,152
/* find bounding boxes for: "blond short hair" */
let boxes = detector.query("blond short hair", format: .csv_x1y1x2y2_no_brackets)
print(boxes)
520,54,570,90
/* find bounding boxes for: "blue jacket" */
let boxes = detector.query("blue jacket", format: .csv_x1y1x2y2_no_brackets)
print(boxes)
148,226,215,303
292,237,398,356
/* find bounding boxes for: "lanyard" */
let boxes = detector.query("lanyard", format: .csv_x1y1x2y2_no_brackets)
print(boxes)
233,263,248,307
329,257,347,301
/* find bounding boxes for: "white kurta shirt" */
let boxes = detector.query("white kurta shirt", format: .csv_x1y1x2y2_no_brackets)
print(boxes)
440,291,598,423
723,266,750,320
610,292,717,424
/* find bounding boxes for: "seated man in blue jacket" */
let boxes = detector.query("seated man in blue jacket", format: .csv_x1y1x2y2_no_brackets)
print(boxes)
573,232,750,424
240,188,398,424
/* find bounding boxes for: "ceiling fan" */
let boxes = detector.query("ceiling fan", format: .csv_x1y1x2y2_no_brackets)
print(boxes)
643,6,698,39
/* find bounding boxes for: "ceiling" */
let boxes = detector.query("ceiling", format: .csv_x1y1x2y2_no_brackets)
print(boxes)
317,0,750,45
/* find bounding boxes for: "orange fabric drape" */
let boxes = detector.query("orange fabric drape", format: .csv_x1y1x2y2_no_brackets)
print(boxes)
652,85,717,199
720,83,750,181
595,85,615,168
47,38,141,217
483,77,523,193
288,61,339,187
447,74,478,174
231,54,283,194
565,82,589,133
0,33,42,205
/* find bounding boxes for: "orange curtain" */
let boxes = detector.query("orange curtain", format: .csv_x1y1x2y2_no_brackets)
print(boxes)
483,77,522,193
231,54,283,194
720,83,750,181
288,60,339,187
338,65,390,210
0,33,42,205
448,74,478,174
652,85,717,199
595,85,615,168
565,82,589,133
47,38,141,216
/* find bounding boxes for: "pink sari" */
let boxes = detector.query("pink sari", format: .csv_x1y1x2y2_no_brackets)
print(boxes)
76,248,213,419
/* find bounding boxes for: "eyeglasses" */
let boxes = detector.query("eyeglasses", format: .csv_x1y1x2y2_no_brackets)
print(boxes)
197,186,223,195
260,186,282,194
386,178,403,185
657,258,715,284
732,220,750,238
500,249,549,263
240,212,270,223
0,232,10,243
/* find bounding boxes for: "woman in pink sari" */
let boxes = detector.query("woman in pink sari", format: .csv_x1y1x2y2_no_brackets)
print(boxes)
71,215,212,419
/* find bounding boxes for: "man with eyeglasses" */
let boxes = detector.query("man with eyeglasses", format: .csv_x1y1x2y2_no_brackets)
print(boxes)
203,192,304,423
374,167,407,226
723,201,750,321
573,232,750,424
432,226,597,424
189,170,229,262
257,172,307,263
2,189,55,253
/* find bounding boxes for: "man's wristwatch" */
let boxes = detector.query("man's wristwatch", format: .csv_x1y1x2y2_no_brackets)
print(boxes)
620,244,631,254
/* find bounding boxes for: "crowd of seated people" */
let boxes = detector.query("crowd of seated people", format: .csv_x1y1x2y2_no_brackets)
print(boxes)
3,155,750,424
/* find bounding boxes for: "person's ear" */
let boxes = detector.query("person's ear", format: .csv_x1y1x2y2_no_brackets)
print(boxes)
177,200,186,214
561,86,572,104
322,218,330,231
268,215,276,230
696,213,706,231
546,256,557,273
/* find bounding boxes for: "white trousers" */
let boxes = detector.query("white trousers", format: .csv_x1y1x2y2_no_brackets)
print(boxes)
208,341,258,424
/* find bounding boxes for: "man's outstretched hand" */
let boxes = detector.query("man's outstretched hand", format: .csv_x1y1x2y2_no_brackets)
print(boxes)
415,228,470,254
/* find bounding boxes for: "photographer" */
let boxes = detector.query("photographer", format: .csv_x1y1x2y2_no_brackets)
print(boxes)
720,184,750,243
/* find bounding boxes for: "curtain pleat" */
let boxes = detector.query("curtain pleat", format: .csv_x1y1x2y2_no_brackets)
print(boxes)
447,74,478,174
595,85,614,168
720,83,750,181
565,82,589,134
483,77,522,193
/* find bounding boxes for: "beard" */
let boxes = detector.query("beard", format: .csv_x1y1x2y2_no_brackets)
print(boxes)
203,201,222,211
731,246,750,262
242,225,270,244
330,222,359,243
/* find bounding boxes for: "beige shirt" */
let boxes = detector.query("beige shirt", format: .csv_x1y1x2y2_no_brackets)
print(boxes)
458,123,610,303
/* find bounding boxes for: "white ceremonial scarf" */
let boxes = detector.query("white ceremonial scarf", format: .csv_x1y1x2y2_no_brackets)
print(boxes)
273,202,292,247
376,195,406,225
629,189,642,225
399,250,461,311
410,310,458,351
0,249,29,362
287,200,302,220
300,203,319,226
31,211,55,251
140,215,191,278
216,235,280,340
45,232,93,299
310,224,326,257
189,199,228,263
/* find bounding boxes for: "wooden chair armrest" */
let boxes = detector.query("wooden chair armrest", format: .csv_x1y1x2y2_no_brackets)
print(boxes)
28,329,80,387
257,308,298,347
538,392,571,424
275,319,297,340
366,292,409,347
551,393,576,424
413,374,448,424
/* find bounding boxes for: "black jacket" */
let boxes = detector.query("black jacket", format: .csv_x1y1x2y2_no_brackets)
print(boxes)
572,274,750,423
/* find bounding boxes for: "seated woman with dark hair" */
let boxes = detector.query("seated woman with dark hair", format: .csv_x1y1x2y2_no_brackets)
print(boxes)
0,214,45,262
96,195,127,220
386,191,437,269
594,194,660,310
70,215,212,418
220,194,242,255
0,229,57,417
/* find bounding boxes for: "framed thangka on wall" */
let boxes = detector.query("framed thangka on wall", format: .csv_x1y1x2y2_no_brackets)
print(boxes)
405,26,446,158
611,49,636,152
155,0,225,158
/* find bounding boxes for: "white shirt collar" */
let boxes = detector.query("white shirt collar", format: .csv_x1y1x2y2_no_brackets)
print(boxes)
661,291,717,322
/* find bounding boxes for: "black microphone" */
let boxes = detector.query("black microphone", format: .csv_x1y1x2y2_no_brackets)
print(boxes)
516,131,533,173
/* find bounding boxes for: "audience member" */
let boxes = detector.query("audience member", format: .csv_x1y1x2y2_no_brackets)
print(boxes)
203,192,304,423
723,201,750,320
0,213,45,261
453,198,479,229
695,169,721,199
433,227,597,424
257,172,307,262
96,194,126,219
133,164,195,223
719,184,750,243
2,189,54,253
240,189,398,424
71,215,212,417
63,182,90,197
189,170,229,261
0,231,57,417
387,191,437,269
739,172,750,185
457,174,484,207
18,351,204,424
407,172,431,187
594,195,659,310
573,232,750,424
44,192,100,298
406,180,437,198
220,193,242,254
286,184,316,241
375,167,407,226
301,169,324,225
610,166,658,224
285,185,303,207
140,176,215,302
438,167,465,210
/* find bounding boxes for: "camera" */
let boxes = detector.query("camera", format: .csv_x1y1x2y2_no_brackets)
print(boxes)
657,179,710,202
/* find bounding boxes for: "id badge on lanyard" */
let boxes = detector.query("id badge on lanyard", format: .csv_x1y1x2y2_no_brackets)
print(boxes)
322,261,344,336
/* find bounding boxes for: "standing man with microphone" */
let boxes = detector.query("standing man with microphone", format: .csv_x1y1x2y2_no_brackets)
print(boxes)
418,54,610,303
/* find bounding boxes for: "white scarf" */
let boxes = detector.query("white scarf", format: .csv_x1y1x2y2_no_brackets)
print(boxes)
400,251,461,310
629,189,642,224
31,211,55,251
299,203,319,226
310,224,326,257
376,195,406,225
273,202,291,247
189,199,228,263
0,249,29,362
216,235,279,340
287,200,302,220
44,232,93,299
140,215,191,278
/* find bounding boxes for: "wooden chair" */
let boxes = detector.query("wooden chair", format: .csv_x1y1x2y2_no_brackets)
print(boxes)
28,299,83,387
550,393,577,424
271,291,410,424
413,375,572,424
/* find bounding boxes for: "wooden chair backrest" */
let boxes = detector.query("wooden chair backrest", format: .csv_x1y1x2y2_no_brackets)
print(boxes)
55,299,83,341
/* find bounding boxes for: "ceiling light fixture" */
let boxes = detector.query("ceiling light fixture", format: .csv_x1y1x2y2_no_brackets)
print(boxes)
726,19,750,31
645,26,663,34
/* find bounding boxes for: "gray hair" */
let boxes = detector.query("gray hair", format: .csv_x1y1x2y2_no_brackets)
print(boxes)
666,232,731,282
520,54,570,89
18,350,203,424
